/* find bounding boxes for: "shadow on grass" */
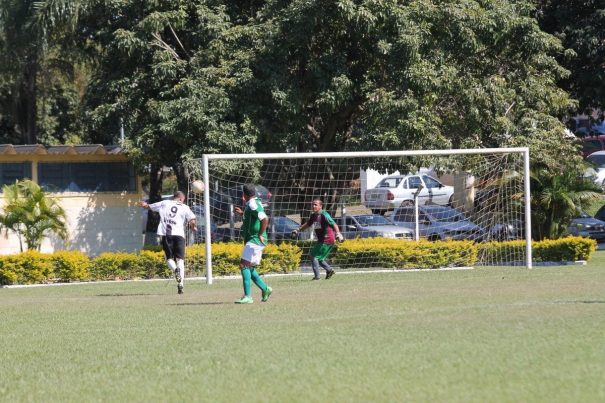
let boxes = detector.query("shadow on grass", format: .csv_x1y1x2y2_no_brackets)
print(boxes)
97,293,162,297
555,300,605,304
169,302,229,306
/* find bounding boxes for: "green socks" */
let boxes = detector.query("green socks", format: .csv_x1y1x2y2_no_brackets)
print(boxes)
241,267,252,297
241,266,268,297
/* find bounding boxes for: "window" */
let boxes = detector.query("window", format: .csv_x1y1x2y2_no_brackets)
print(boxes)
422,175,442,189
407,176,423,189
38,162,136,192
0,163,32,188
377,177,402,188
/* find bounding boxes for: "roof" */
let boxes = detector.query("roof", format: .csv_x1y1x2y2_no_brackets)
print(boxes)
0,144,125,155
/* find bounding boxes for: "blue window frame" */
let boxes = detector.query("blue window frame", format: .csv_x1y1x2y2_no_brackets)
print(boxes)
38,162,136,192
0,162,32,188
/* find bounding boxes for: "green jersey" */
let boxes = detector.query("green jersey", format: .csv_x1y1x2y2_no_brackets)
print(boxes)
242,197,268,245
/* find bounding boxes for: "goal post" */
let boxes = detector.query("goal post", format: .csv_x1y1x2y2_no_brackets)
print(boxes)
191,148,532,284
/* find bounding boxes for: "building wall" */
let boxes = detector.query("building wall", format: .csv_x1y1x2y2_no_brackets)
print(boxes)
0,151,144,256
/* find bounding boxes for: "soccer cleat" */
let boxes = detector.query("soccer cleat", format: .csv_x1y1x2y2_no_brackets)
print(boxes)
177,284,183,294
262,286,272,302
311,277,320,281
326,270,335,279
235,296,254,304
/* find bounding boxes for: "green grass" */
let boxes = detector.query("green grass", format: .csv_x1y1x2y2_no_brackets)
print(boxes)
1,253,605,403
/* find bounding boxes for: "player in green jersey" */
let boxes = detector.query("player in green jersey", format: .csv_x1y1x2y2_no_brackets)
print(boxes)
233,184,273,304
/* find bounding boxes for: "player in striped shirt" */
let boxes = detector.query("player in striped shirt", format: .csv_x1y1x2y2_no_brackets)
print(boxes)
139,191,196,294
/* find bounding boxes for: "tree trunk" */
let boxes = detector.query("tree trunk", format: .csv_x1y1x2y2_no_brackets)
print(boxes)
22,58,38,144
173,162,189,197
143,163,164,245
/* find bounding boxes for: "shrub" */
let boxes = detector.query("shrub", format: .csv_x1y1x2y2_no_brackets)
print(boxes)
138,250,170,278
52,251,91,282
90,252,143,280
0,251,54,284
184,242,303,276
333,239,478,269
533,237,596,262
477,236,596,264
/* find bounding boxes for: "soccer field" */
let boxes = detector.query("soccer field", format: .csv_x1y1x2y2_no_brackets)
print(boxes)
1,253,604,402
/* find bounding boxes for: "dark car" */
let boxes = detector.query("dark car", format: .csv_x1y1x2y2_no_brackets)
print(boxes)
190,205,220,243
391,205,485,241
485,221,524,241
567,212,605,241
213,216,310,242
210,184,272,224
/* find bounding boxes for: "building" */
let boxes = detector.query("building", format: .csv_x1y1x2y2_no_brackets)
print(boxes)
0,144,143,255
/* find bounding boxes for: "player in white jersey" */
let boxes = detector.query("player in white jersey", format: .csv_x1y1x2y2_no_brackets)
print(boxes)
139,191,196,294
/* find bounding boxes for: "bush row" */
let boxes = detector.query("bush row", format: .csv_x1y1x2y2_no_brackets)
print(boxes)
477,236,596,264
0,236,597,286
332,238,478,269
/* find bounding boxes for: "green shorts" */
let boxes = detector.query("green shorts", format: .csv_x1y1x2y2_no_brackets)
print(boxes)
310,243,334,262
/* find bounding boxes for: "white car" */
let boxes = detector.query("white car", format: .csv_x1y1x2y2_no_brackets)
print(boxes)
364,174,454,214
585,151,605,190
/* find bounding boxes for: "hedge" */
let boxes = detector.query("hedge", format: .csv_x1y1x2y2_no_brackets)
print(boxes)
332,238,478,269
477,236,596,264
0,236,598,286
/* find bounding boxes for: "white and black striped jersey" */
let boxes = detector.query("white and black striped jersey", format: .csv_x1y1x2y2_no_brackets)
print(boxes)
149,200,196,238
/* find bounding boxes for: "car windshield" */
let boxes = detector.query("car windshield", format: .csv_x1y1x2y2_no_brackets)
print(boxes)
588,154,605,168
354,215,393,226
427,207,467,222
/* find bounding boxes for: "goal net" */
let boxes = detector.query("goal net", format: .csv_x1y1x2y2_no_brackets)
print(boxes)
187,149,531,283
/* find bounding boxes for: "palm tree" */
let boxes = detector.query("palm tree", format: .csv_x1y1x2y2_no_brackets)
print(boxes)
530,167,602,240
0,179,67,251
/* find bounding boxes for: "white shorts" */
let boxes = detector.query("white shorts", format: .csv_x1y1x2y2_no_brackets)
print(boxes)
241,242,265,266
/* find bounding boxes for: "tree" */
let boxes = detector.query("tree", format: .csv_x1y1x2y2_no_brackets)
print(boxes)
530,165,601,240
230,0,579,211
0,0,84,144
0,179,68,251
80,0,257,203
537,0,605,112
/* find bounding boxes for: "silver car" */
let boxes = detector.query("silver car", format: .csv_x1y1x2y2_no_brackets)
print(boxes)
364,174,454,214
341,214,413,240
391,205,484,241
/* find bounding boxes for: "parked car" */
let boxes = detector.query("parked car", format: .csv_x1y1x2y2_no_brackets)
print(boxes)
190,205,220,243
580,135,605,157
364,174,454,215
390,205,484,241
584,151,605,190
340,214,413,240
567,212,605,241
210,184,272,224
485,221,524,241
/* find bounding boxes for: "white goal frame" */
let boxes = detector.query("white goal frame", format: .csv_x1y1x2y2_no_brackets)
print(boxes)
201,148,532,284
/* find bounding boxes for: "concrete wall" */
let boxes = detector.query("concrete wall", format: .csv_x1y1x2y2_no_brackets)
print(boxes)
0,192,144,256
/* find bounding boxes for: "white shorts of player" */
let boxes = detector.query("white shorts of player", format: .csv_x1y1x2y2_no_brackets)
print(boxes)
241,242,265,266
